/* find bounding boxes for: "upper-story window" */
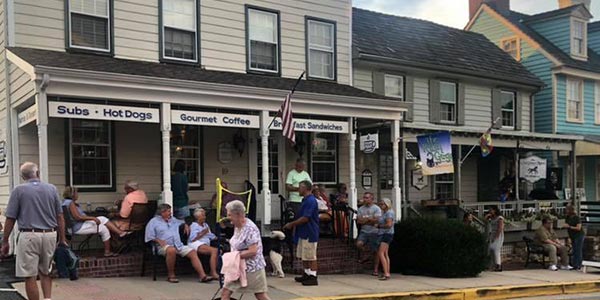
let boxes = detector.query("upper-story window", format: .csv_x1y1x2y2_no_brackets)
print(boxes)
596,82,600,124
307,18,336,80
161,0,199,63
68,0,111,52
247,7,280,74
384,74,404,99
572,19,587,58
567,78,584,122
501,37,520,61
501,91,516,128
440,81,457,123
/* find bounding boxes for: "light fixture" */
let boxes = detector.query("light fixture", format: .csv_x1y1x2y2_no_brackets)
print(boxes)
233,129,246,157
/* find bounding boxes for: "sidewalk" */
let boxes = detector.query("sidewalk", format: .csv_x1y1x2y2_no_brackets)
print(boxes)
10,269,600,300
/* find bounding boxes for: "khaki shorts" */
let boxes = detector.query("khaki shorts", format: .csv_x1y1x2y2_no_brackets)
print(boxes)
16,231,57,277
296,239,317,261
157,245,194,257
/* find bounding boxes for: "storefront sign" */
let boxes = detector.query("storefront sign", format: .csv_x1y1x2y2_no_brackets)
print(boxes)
0,130,7,175
49,102,159,123
272,118,348,133
172,110,259,128
519,155,547,183
362,169,373,189
412,168,428,190
417,132,454,176
360,133,379,153
18,105,37,128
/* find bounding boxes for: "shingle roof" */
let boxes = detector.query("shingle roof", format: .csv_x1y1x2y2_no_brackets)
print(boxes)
352,7,543,87
486,4,600,73
588,21,600,32
522,4,590,23
8,47,389,100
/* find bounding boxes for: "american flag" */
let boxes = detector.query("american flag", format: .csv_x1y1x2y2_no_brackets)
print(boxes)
279,91,296,144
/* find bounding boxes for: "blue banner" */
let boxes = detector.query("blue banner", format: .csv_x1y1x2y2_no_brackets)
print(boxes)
417,132,454,176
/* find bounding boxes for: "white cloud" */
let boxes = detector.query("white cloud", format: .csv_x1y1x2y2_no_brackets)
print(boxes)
353,0,600,28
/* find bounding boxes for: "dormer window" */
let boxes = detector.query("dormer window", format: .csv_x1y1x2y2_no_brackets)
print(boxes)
571,19,587,58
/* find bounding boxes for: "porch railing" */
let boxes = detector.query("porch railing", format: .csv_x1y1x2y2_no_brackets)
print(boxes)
462,200,570,219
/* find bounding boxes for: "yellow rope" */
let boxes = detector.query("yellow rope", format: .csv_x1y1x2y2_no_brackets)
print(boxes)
215,178,253,222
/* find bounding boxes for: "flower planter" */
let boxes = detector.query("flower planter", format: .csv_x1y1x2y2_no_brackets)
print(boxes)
505,221,528,232
527,220,542,231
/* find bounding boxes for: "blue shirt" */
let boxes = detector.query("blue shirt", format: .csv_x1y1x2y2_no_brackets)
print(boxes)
378,210,395,235
145,215,185,250
5,179,62,230
188,222,216,245
295,194,319,243
62,199,86,233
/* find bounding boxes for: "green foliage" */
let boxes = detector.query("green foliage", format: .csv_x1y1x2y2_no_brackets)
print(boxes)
390,218,488,278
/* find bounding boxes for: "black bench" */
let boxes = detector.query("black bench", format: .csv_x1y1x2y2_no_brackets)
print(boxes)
523,236,548,268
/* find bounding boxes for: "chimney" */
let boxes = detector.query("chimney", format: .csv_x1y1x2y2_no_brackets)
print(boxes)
469,0,510,20
558,0,591,10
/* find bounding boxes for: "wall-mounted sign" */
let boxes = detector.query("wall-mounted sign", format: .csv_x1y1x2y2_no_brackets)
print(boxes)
519,155,547,183
18,104,37,128
0,130,7,175
49,101,159,123
417,132,454,176
218,142,234,164
272,118,348,134
411,168,428,190
361,169,373,190
172,110,260,128
360,133,379,154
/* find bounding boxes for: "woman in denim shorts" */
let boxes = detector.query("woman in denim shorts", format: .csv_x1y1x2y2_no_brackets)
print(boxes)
375,198,395,280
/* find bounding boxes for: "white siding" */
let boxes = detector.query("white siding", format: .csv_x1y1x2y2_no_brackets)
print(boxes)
521,92,532,132
352,67,373,92
464,84,493,128
14,0,64,51
201,0,351,84
461,156,478,203
114,0,159,61
9,63,34,105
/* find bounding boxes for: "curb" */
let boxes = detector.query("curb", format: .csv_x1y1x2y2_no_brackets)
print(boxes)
292,280,600,300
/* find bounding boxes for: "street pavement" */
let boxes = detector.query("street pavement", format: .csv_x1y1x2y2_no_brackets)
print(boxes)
0,257,24,300
514,292,600,299
5,269,600,300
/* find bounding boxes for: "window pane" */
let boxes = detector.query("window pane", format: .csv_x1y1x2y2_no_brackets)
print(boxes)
170,125,201,185
440,82,456,103
379,152,393,190
71,13,108,49
71,120,112,187
163,0,195,30
249,10,277,43
440,103,455,122
309,50,333,79
309,21,333,49
250,40,277,71
70,0,108,17
164,27,196,60
385,75,403,98
311,133,337,183
501,92,514,110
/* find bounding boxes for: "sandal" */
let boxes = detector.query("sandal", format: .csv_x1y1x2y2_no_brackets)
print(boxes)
167,277,179,283
379,275,391,281
200,276,213,283
119,231,133,238
371,272,379,277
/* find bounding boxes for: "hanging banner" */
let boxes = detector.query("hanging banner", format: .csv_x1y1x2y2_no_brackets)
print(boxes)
359,133,379,153
417,132,454,175
519,156,547,183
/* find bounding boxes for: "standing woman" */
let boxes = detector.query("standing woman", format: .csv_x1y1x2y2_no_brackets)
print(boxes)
375,198,395,280
563,204,585,270
171,160,190,219
221,200,270,300
486,206,504,272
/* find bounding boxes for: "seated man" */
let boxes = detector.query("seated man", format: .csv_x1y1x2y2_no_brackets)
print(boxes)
113,180,148,231
145,204,212,283
535,217,572,271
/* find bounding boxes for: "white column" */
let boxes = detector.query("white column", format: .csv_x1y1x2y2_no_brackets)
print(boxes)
161,103,173,206
260,110,271,228
348,117,358,237
36,91,48,182
10,107,20,187
391,119,402,220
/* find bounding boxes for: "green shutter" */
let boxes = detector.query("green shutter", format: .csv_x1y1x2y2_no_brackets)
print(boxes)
429,79,441,123
515,91,522,131
373,71,385,95
457,83,465,126
492,88,502,129
405,76,414,122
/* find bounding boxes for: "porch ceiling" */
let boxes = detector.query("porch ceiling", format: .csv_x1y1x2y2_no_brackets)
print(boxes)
7,47,407,120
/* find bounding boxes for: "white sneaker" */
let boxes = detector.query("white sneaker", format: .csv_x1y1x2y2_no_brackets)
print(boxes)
560,265,574,270
549,265,558,271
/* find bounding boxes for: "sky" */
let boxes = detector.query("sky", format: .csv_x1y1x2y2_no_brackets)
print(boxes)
353,0,600,29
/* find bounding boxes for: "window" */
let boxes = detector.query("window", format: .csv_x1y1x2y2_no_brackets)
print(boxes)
247,8,279,74
310,133,337,184
161,0,198,62
69,120,112,188
440,81,457,123
567,78,583,122
307,19,335,80
68,0,111,52
501,91,516,128
170,125,203,188
596,82,600,124
384,75,404,99
501,37,520,61
434,173,454,200
379,151,393,190
572,19,586,57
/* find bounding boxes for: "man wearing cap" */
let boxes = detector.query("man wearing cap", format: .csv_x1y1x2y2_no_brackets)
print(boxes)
2,162,67,300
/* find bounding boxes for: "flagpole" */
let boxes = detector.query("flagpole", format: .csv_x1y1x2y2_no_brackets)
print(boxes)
459,117,501,165
268,71,305,129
